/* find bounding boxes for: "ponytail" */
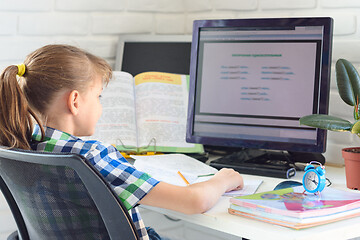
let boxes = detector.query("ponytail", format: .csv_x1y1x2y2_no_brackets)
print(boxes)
0,65,44,149
0,44,111,150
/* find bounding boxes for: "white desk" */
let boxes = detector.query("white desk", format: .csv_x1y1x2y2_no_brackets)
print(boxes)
142,165,360,240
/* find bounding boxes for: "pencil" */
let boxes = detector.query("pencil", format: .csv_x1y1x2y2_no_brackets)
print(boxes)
177,171,190,185
198,173,215,177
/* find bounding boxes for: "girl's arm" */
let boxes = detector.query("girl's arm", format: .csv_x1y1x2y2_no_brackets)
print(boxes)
139,168,243,214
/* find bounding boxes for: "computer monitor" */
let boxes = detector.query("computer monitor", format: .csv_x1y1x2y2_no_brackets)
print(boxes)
115,34,192,75
186,17,333,178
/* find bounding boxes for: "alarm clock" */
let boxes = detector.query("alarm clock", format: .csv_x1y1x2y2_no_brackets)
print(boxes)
302,161,326,194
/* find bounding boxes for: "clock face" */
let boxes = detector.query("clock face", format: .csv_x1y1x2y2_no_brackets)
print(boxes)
304,170,319,191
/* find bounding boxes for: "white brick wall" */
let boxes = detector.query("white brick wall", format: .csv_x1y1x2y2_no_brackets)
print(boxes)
321,0,360,8
0,0,52,11
19,14,89,36
1,0,360,238
212,0,258,11
128,0,185,12
92,13,154,34
55,0,126,11
259,0,317,10
0,14,17,35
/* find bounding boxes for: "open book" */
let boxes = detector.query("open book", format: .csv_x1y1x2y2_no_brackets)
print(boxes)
132,154,218,186
90,71,203,153
132,154,262,196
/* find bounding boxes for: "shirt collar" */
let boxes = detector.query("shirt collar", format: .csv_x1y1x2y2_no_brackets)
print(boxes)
32,125,74,142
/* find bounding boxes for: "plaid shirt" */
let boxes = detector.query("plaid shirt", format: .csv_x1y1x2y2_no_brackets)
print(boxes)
31,126,159,240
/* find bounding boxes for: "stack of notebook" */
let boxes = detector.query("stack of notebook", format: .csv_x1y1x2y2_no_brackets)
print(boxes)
229,186,360,229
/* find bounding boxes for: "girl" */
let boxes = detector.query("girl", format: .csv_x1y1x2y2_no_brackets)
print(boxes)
0,44,243,239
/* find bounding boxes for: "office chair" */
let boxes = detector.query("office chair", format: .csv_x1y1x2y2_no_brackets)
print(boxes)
0,147,139,240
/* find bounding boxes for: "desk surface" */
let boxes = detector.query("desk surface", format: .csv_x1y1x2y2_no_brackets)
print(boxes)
142,165,360,240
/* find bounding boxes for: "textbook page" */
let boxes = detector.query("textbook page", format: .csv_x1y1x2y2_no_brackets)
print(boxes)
132,154,217,186
134,72,202,153
91,71,138,151
89,71,203,153
132,154,261,196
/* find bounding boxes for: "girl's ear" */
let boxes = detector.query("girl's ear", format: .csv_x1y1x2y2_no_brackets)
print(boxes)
67,90,81,115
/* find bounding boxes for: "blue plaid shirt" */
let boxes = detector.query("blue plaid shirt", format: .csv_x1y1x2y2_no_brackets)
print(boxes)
31,126,159,240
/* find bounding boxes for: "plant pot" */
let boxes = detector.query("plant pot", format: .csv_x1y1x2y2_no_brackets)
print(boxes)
342,147,360,190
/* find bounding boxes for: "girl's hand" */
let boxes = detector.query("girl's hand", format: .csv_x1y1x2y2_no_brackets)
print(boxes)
212,168,244,193
140,168,244,214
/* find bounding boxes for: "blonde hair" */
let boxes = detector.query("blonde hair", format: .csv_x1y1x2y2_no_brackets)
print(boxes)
0,44,112,149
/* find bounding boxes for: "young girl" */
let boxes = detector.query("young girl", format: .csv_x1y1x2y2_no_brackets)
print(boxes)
0,44,243,239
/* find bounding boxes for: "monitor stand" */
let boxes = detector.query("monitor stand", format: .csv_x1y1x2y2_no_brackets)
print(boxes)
208,147,325,179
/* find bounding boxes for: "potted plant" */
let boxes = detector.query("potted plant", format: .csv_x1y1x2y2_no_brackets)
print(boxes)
300,58,360,190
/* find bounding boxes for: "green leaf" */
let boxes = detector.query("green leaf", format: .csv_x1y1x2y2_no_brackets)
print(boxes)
299,114,352,132
336,59,360,106
351,120,360,134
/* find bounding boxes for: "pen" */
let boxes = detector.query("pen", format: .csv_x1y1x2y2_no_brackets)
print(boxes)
177,171,190,185
198,173,215,177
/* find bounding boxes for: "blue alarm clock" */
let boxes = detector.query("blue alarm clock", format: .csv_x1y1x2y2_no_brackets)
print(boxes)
302,161,326,194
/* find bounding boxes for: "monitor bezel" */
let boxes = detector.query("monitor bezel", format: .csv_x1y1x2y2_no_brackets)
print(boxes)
186,17,333,153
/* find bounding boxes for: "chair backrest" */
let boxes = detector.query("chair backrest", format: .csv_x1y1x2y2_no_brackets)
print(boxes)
0,147,139,240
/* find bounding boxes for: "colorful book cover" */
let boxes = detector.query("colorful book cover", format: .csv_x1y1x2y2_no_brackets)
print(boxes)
228,206,360,229
230,186,360,219
229,203,360,224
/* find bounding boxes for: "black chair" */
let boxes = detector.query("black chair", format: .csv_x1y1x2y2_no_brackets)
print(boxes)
0,147,139,240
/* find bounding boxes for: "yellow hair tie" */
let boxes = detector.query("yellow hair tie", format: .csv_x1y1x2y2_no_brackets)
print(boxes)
17,63,26,76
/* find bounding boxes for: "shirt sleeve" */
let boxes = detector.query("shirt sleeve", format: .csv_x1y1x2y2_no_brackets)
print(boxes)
85,143,159,210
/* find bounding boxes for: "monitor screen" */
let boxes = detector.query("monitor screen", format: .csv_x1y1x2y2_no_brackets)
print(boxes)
115,34,192,76
186,18,333,169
